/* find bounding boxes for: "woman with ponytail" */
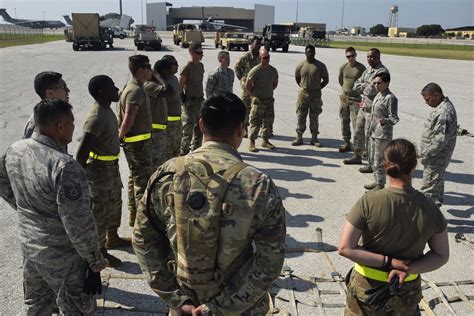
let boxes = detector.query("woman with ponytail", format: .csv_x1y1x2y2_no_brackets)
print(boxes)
338,138,449,315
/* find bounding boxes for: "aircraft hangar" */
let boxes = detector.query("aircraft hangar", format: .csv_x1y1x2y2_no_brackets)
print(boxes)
146,2,275,32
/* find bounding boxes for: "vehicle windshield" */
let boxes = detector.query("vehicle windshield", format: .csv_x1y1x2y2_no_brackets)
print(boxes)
179,24,195,30
226,33,244,38
271,25,291,33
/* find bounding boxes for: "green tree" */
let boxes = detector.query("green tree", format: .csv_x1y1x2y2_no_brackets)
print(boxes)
369,24,388,36
416,24,444,37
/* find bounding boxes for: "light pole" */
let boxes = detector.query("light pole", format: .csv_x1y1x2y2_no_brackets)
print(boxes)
14,8,17,18
42,11,45,20
296,0,299,23
340,0,345,31
141,0,143,24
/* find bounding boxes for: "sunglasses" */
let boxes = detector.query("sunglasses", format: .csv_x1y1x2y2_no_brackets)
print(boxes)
346,54,356,58
374,82,384,85
262,56,270,60
194,51,203,55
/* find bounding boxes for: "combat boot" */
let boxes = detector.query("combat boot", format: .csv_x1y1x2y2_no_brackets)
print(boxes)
310,137,321,147
343,154,362,165
291,134,303,146
101,248,121,268
105,230,131,250
248,140,258,152
261,139,276,150
362,151,368,158
359,165,373,173
339,141,352,153
128,210,136,227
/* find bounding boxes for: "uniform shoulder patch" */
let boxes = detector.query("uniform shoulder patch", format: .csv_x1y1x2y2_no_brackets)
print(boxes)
64,183,82,200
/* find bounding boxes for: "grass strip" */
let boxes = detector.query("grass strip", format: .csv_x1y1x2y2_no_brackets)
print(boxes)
0,35,64,48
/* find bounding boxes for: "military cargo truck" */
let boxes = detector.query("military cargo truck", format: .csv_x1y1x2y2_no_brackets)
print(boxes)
72,13,113,51
134,25,162,51
262,24,291,52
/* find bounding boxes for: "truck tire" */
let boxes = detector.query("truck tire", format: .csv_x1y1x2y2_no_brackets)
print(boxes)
227,44,232,51
271,46,276,52
137,44,143,51
72,43,79,51
215,42,218,49
155,43,161,51
244,45,249,51
282,45,289,52
119,34,125,39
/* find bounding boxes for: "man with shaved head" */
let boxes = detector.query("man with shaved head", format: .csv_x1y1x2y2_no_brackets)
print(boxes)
245,47,279,152
420,83,457,206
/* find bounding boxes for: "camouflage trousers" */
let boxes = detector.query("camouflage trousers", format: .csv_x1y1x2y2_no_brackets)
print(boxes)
85,160,122,248
296,90,323,137
353,109,371,156
165,120,182,160
180,97,203,155
240,80,252,132
421,155,452,202
369,137,390,186
123,139,152,215
23,255,96,315
345,269,422,316
339,94,359,142
152,129,168,171
249,96,274,141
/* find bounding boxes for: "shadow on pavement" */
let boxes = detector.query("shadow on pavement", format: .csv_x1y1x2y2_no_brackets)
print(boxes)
446,171,474,185
447,206,474,219
444,191,474,206
111,260,143,275
278,186,313,201
285,210,324,228
262,167,335,183
446,218,474,234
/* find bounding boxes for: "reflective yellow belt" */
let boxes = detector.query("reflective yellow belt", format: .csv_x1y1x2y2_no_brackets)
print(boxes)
152,123,167,130
89,151,119,161
123,133,152,143
167,116,181,122
354,263,418,283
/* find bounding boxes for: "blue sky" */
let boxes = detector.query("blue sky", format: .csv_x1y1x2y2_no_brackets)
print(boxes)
1,0,472,30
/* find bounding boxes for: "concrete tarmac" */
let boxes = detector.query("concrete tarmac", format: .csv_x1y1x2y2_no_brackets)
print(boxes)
0,34,473,314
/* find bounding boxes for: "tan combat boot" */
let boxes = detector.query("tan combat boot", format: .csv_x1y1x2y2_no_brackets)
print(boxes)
249,140,258,152
310,137,321,147
261,139,276,150
291,134,303,146
128,210,136,227
101,248,121,268
339,141,351,153
105,230,131,250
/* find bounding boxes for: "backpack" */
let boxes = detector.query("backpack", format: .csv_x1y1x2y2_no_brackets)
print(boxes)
146,156,248,291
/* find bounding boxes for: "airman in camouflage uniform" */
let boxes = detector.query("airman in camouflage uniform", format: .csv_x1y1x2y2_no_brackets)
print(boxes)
245,48,279,152
23,71,70,153
420,83,457,206
118,55,154,227
162,55,183,160
235,37,261,137
292,45,329,147
145,60,176,170
0,99,105,315
180,44,205,155
344,48,389,165
363,73,399,191
206,51,234,98
132,94,286,316
338,47,366,152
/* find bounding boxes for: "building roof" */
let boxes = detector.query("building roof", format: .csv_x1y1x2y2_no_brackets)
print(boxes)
446,26,474,32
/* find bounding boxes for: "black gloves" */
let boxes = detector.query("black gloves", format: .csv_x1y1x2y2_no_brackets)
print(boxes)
84,266,102,295
365,277,401,310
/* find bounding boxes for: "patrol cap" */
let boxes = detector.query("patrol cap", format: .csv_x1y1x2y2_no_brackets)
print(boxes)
200,93,245,137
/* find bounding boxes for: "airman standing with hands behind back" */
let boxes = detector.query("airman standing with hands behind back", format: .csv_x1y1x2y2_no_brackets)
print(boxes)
245,47,279,152
292,45,329,147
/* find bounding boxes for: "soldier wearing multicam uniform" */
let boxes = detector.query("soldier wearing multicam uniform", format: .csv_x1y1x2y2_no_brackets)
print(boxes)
292,45,329,147
245,47,279,152
144,60,175,169
162,55,183,160
206,51,234,98
344,48,389,166
420,83,457,206
132,94,286,316
235,37,262,137
362,72,399,191
180,44,205,155
0,99,105,315
339,139,449,316
76,75,131,268
338,47,366,152
118,55,154,227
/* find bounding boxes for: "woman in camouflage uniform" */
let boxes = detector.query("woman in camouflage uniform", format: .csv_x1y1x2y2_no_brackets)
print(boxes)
338,139,449,315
